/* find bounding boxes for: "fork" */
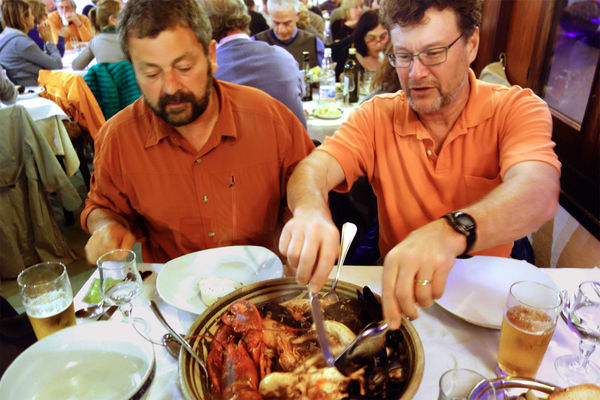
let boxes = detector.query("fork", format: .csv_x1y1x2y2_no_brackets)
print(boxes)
323,222,357,302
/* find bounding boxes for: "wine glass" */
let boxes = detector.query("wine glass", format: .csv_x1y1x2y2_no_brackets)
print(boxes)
97,249,143,322
555,281,600,385
69,36,79,52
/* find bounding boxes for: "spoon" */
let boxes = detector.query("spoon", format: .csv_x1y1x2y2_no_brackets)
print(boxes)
149,300,208,377
162,332,183,360
324,222,357,302
334,320,389,376
75,300,104,319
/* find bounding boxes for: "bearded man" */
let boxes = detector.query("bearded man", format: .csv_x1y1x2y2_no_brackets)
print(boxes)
81,0,314,265
279,0,561,330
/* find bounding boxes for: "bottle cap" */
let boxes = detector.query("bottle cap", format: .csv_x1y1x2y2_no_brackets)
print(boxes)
349,48,357,55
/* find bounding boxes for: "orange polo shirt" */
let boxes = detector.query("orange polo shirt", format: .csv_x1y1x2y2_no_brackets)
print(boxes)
81,79,314,262
320,69,561,257
47,11,93,49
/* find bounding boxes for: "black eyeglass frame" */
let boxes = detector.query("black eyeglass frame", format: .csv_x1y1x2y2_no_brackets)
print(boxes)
386,33,464,68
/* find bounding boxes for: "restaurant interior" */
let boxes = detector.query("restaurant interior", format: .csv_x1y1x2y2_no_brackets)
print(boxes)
0,0,599,398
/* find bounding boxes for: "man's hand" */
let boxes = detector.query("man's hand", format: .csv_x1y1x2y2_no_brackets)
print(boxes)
65,11,82,27
279,208,340,293
38,21,54,43
382,218,465,329
84,221,136,265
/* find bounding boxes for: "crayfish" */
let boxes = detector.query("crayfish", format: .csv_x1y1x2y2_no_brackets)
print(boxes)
207,300,271,400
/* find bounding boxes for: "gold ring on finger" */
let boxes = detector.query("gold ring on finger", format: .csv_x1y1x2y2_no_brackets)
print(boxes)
415,279,431,286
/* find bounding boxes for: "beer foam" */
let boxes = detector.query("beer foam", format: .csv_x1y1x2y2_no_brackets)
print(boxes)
25,291,71,318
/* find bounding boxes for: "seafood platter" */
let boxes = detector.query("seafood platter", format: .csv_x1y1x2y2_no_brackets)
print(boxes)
179,277,424,399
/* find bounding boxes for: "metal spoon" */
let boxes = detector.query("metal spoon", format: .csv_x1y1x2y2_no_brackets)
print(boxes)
149,300,208,377
161,332,183,360
75,300,104,319
334,320,389,376
324,222,357,302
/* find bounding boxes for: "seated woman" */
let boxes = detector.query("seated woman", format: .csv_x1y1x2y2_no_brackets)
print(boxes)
71,0,125,70
333,10,388,81
26,0,65,56
330,0,363,42
0,0,62,87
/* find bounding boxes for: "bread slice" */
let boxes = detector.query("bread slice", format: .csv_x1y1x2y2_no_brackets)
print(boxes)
548,384,600,399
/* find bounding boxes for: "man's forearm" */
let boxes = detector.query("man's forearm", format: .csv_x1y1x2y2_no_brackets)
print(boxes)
463,161,560,253
286,150,345,217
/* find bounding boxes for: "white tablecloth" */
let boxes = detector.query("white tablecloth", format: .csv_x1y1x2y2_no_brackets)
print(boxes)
73,266,600,399
303,100,356,144
60,48,94,76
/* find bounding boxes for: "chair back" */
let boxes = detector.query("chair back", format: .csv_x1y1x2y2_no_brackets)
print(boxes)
38,70,106,140
84,60,142,120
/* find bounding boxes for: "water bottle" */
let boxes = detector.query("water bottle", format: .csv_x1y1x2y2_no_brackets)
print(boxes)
319,48,336,105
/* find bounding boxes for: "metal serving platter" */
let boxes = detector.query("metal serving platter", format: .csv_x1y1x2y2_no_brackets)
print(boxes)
470,376,560,399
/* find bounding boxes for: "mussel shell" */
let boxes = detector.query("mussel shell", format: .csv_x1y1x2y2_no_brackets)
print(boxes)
179,277,424,400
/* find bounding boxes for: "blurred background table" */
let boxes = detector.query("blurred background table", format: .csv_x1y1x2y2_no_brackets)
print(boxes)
303,99,357,144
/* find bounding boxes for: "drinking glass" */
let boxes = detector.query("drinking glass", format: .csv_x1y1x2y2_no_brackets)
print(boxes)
496,280,563,378
17,261,76,340
438,368,495,400
555,281,600,385
69,36,79,51
97,249,142,322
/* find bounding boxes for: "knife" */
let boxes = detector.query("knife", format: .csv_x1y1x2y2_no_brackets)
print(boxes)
97,305,118,321
309,290,335,367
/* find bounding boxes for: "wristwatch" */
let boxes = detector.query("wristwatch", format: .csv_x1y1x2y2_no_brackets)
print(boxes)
442,211,477,258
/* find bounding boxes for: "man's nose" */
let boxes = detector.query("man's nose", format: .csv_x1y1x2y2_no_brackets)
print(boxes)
408,56,430,80
162,69,183,94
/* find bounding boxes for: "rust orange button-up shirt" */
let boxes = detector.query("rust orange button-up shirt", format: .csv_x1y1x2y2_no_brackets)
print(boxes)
81,80,314,262
320,70,561,257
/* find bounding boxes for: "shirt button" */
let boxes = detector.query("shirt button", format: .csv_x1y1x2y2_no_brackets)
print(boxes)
203,195,208,202
208,232,215,237
195,158,202,163
426,149,433,156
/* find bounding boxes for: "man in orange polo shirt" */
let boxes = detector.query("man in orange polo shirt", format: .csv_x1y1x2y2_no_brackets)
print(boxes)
81,0,314,264
279,0,561,329
47,0,93,49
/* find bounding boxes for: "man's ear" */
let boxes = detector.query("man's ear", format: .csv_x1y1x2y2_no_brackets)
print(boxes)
209,39,218,73
467,27,479,64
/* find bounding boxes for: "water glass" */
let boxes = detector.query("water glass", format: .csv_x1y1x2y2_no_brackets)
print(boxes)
97,249,142,321
439,368,495,400
17,261,76,340
497,280,563,378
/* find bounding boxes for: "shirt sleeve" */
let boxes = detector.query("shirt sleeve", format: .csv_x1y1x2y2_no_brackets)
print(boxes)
20,39,63,70
71,44,94,70
77,15,94,43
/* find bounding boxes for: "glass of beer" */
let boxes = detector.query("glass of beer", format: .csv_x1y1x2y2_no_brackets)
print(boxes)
497,280,563,378
17,261,76,340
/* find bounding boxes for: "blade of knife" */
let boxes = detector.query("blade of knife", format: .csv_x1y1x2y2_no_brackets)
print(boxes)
309,290,335,367
97,305,118,321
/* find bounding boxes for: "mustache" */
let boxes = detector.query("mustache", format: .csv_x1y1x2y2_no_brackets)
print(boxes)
407,80,439,89
158,91,196,109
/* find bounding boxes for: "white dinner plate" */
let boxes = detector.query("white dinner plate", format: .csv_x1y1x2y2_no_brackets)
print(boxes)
156,245,283,314
0,321,155,400
17,86,45,100
436,256,559,329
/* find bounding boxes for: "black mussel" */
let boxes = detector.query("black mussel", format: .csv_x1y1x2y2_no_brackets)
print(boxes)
324,298,363,333
357,286,383,325
258,302,311,329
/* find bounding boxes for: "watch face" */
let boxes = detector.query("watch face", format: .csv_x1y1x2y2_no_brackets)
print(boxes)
455,213,475,229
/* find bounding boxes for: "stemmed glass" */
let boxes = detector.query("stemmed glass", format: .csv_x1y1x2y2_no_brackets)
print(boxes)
555,281,600,385
97,249,143,322
69,36,79,52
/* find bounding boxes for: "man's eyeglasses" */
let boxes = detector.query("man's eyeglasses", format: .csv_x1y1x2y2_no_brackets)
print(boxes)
386,33,464,68
365,32,389,43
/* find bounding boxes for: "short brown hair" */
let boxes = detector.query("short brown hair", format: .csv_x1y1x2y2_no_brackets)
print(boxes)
379,0,482,38
26,0,47,24
117,0,213,60
1,0,30,31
